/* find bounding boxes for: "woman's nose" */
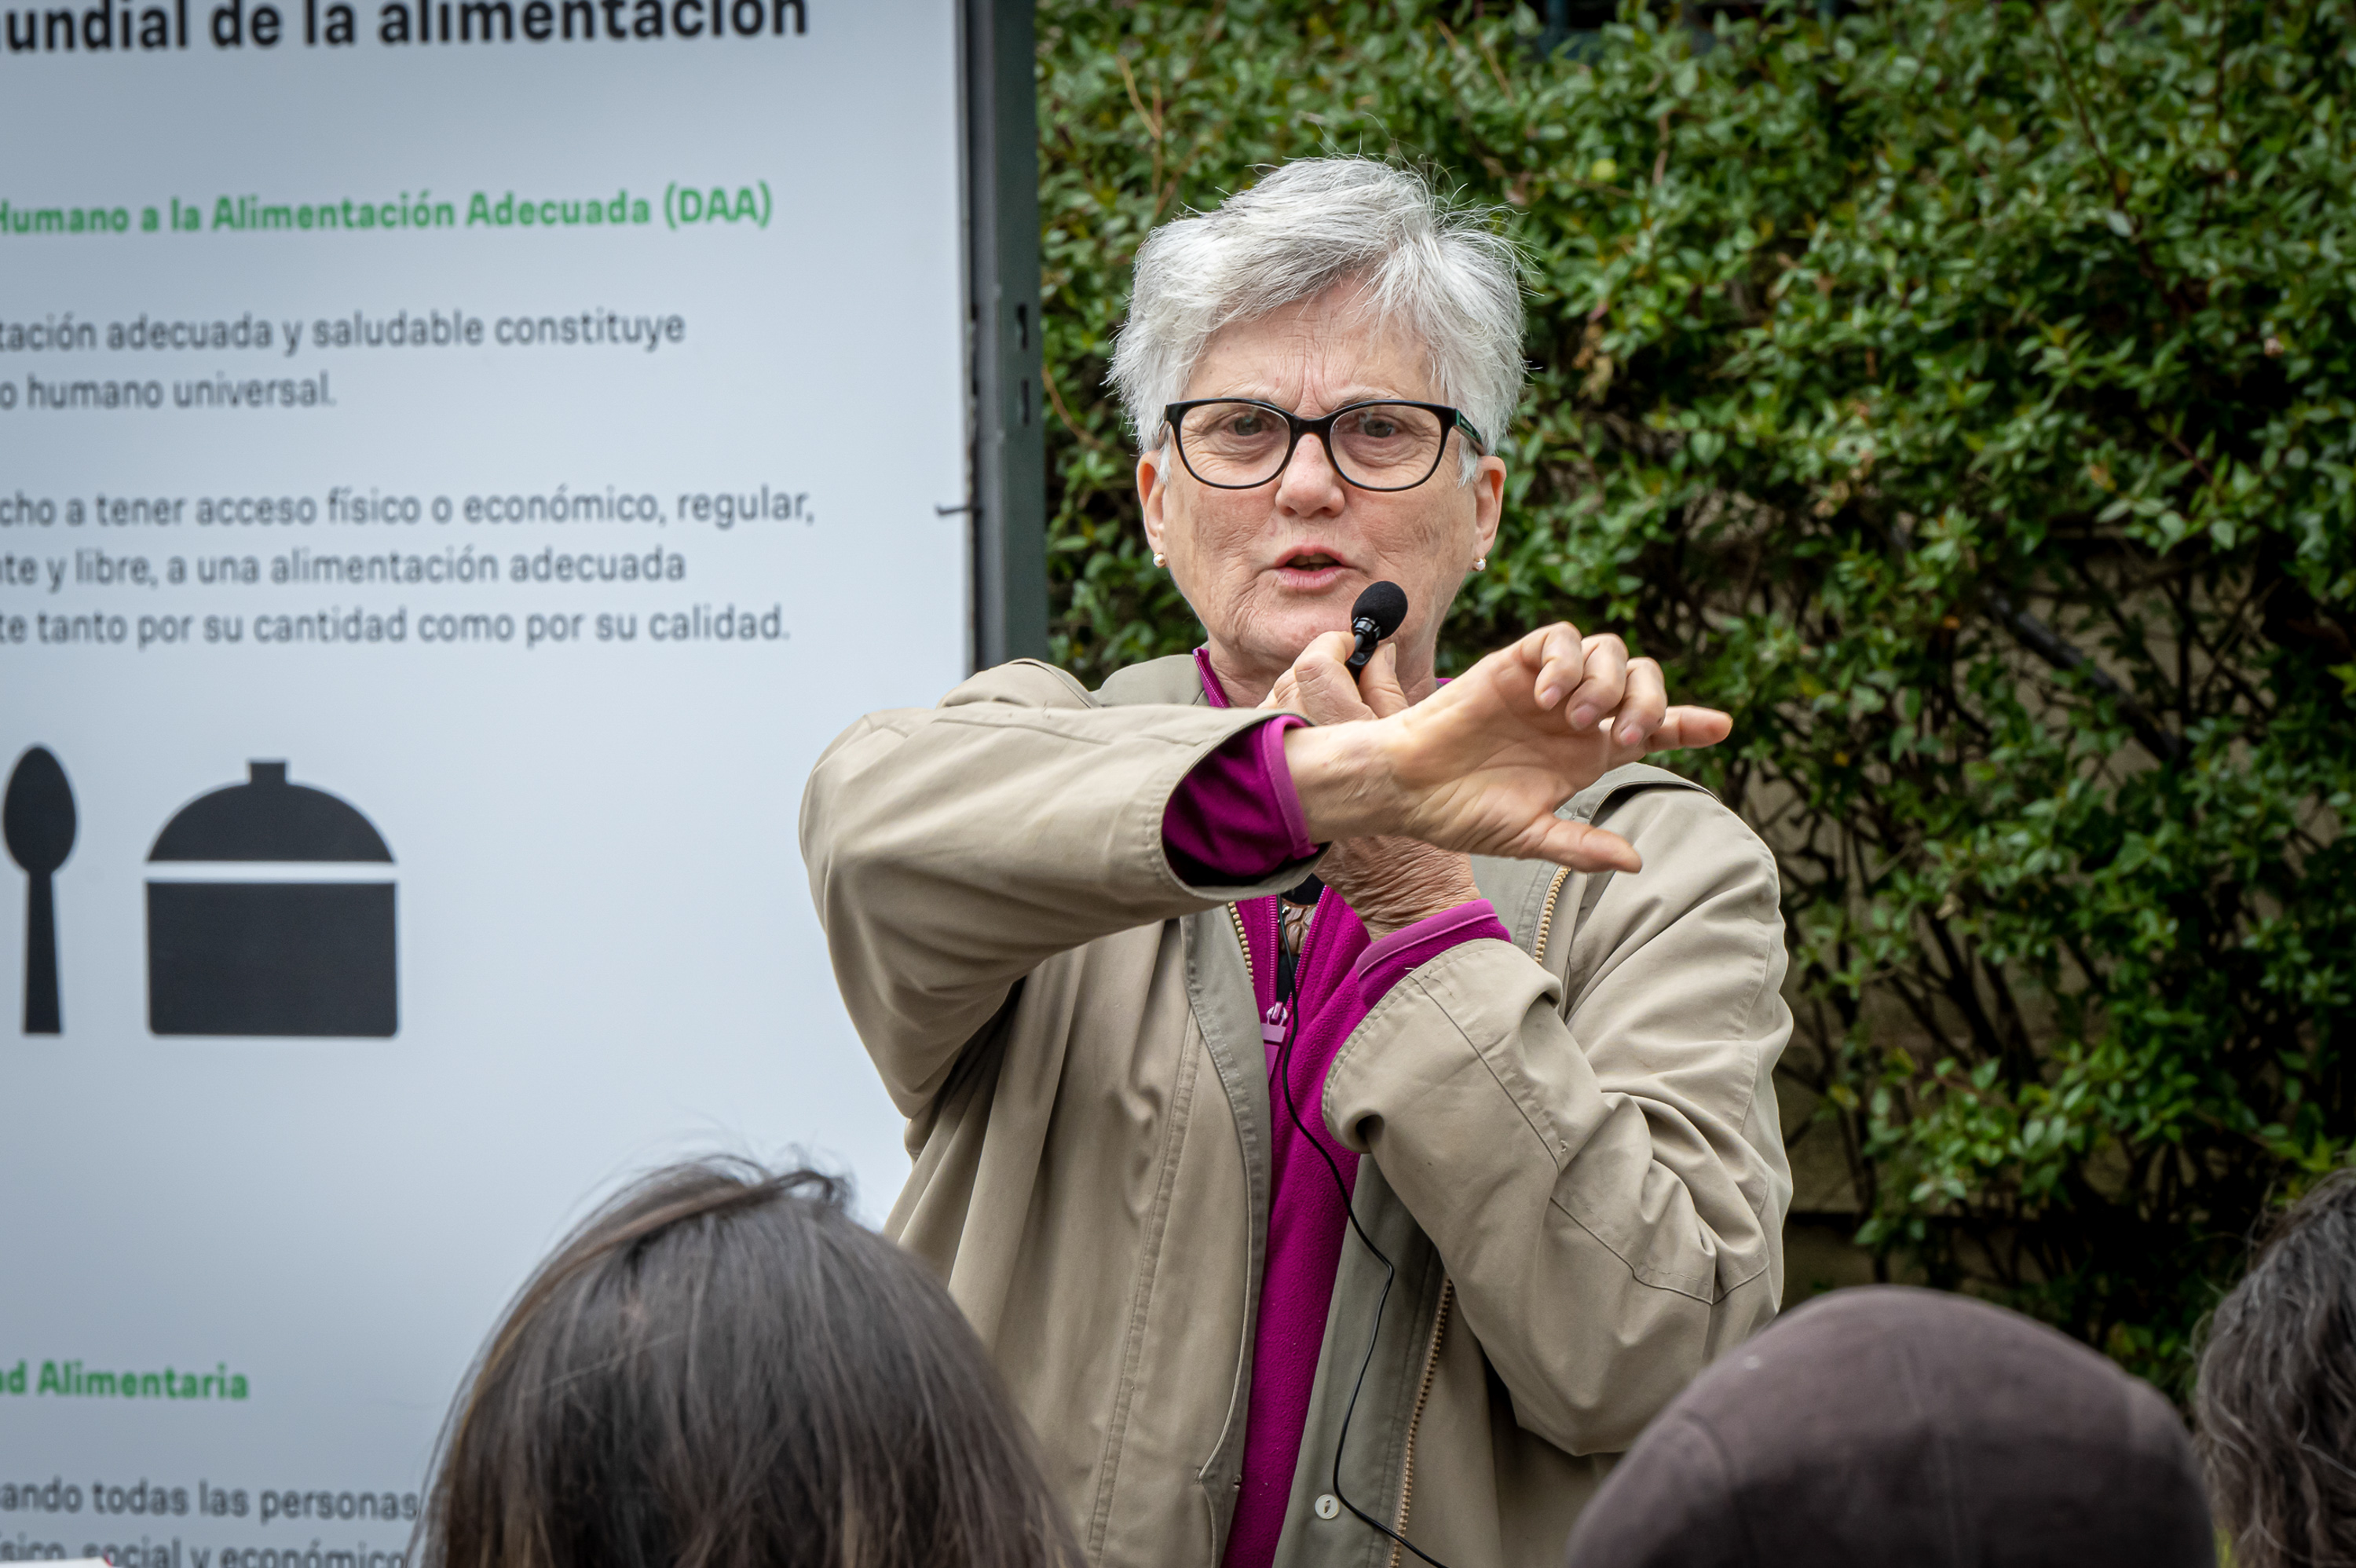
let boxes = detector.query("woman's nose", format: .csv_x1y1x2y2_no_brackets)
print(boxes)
1275,431,1347,515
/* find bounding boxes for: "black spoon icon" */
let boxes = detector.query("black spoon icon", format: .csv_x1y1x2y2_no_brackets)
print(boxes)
4,746,75,1034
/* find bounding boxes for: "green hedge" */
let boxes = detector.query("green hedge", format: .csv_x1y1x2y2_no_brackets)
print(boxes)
1036,0,2355,1391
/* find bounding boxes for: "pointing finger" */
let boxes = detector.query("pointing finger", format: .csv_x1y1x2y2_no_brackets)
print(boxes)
1642,705,1734,755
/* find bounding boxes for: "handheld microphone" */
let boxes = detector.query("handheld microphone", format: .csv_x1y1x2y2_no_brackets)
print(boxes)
1346,580,1408,672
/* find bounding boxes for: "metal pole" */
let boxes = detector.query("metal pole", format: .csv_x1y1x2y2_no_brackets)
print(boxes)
962,0,1048,670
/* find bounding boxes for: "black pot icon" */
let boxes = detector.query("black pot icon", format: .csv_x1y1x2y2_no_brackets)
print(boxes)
146,762,397,1037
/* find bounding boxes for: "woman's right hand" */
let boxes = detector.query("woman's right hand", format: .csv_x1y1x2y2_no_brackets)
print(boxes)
1281,623,1731,872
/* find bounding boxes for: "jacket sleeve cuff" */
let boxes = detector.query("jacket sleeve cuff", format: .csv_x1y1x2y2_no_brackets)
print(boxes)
1161,714,1316,884
1352,899,1513,1008
1259,711,1316,861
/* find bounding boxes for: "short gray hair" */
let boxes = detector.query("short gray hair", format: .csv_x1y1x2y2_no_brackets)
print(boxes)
1109,159,1525,477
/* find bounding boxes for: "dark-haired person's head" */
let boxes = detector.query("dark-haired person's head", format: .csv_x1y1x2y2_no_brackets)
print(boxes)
1563,1285,2214,1568
2197,1166,2356,1568
415,1159,1079,1568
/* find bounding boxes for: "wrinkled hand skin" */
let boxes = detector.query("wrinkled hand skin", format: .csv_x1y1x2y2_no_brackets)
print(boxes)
1273,624,1732,936
1265,639,1480,938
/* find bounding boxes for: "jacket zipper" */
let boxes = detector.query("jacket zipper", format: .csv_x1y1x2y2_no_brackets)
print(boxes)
1236,890,1482,1565
1231,897,1316,1056
1388,866,1568,1563
1387,1277,1454,1568
1531,864,1574,969
1257,890,1443,1561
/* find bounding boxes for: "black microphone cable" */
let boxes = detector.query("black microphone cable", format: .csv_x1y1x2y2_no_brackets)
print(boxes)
1268,880,1456,1568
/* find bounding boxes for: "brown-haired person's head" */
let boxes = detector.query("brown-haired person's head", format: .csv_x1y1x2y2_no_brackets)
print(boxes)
1563,1286,2213,1568
415,1158,1080,1568
2197,1166,2356,1568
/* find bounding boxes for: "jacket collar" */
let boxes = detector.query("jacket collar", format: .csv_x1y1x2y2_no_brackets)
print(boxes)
1092,652,1210,708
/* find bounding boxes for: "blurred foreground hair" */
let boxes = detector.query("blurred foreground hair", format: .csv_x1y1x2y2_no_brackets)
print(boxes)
2197,1167,2356,1568
414,1158,1080,1568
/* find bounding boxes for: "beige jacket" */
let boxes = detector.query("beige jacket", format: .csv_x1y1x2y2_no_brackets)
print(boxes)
800,654,1791,1568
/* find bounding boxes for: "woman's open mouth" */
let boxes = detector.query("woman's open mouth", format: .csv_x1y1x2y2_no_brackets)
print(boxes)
1272,548,1351,590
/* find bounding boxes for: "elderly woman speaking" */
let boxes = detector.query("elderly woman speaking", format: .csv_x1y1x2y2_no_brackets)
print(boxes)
803,159,1791,1568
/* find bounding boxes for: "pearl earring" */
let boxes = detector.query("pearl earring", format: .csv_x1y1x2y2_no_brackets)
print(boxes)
1473,555,1487,572
1152,551,1167,568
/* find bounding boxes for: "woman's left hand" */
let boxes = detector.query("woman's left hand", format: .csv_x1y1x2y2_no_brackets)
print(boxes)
1268,624,1728,936
1264,638,1482,938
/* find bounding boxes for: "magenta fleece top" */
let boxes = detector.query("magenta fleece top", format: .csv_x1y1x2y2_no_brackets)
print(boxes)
1160,650,1511,1568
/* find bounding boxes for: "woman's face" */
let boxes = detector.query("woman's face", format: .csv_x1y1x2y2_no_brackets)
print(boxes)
1138,283,1506,698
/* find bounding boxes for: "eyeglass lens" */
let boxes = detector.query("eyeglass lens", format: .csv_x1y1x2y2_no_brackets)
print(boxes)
1176,402,1448,490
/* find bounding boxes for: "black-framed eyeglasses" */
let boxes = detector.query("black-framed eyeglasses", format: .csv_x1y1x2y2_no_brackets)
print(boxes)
1161,397,1488,492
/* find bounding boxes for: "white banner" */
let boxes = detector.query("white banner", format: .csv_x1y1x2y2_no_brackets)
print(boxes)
0,4,961,1558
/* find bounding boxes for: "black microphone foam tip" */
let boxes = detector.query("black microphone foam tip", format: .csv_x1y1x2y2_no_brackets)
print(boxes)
1352,580,1409,640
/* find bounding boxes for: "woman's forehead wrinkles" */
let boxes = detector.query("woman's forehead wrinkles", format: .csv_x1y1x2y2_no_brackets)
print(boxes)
1191,348,1436,413
1191,304,1437,409
1204,381,1426,415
